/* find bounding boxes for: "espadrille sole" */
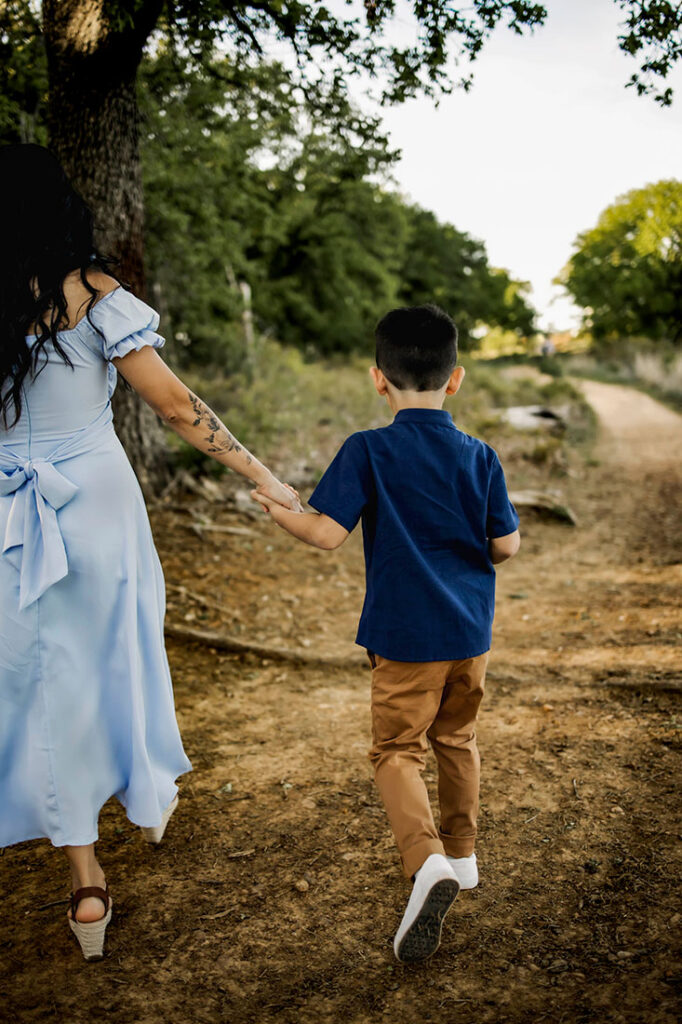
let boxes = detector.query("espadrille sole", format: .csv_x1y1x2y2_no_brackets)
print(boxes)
395,878,459,964
68,903,113,962
141,794,179,844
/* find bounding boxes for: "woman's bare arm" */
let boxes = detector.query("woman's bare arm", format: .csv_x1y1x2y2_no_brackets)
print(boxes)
113,346,300,510
64,272,299,508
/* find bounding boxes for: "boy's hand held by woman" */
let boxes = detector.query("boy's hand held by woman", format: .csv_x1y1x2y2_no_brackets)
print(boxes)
255,475,303,512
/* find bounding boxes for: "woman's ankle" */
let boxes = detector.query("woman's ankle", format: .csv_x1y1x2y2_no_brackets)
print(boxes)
64,844,107,894
70,862,106,891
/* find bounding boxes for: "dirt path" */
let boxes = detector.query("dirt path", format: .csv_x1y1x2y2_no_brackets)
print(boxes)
2,383,680,1024
577,379,682,467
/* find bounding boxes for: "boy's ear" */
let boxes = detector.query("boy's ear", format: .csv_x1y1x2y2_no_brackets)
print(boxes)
445,366,466,396
370,366,389,395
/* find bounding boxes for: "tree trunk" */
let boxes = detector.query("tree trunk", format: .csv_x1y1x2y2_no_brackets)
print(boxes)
42,0,168,495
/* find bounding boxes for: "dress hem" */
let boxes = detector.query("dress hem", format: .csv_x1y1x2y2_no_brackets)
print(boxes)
1,781,186,849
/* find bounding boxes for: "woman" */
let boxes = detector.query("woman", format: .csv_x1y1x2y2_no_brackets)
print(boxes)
0,144,299,961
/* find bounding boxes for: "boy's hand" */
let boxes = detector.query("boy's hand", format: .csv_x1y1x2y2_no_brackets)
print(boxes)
256,477,303,512
251,485,302,515
251,488,277,513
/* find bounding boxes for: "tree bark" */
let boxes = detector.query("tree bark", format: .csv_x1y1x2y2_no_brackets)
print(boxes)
42,0,169,495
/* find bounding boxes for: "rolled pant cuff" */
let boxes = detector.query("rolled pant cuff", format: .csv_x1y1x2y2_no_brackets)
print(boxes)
440,831,476,858
401,838,446,879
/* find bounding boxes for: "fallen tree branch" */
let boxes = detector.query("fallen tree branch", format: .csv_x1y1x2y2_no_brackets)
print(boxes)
164,623,366,667
182,522,256,539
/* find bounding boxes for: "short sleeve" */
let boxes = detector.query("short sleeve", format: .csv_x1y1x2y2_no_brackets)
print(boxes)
89,287,165,361
308,433,373,533
486,450,520,538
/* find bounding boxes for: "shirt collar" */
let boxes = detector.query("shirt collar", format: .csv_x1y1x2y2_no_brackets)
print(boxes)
393,408,454,425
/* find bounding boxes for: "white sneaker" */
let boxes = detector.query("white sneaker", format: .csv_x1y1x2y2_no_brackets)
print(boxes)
393,853,460,963
446,853,478,890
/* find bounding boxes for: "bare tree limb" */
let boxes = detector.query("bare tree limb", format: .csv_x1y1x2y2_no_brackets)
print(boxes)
164,622,366,667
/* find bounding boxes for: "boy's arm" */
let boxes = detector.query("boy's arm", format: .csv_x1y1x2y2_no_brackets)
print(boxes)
489,529,521,564
252,490,349,550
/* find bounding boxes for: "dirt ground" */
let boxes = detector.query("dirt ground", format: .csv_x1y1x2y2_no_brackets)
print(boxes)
1,379,681,1024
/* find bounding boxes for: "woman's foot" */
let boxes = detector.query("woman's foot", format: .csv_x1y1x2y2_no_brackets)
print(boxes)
67,887,112,961
69,874,108,923
63,843,112,960
64,846,108,922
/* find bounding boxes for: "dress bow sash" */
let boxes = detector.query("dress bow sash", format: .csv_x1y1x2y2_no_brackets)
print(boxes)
0,407,115,611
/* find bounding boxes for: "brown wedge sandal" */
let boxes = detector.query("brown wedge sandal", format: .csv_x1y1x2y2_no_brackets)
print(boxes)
68,885,112,962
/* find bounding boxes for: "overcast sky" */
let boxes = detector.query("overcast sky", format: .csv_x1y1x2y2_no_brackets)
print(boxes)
370,0,682,330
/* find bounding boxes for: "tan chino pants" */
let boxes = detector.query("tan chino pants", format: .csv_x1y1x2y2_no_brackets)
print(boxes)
368,651,489,879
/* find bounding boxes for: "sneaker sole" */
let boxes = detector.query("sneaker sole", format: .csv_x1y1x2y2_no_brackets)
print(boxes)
395,878,460,964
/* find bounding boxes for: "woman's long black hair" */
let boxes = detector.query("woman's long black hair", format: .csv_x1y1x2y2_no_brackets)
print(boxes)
0,144,118,428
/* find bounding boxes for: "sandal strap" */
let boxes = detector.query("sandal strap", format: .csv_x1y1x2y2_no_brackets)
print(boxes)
70,885,109,915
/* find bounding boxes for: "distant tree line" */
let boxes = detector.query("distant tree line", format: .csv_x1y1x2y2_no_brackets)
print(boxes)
139,50,535,367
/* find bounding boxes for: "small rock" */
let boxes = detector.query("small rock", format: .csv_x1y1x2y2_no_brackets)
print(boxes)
616,950,635,960
301,797,317,810
294,879,309,893
547,959,569,973
542,704,554,712
610,805,625,815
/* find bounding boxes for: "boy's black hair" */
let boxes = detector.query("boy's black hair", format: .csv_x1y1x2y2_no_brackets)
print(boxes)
374,304,458,392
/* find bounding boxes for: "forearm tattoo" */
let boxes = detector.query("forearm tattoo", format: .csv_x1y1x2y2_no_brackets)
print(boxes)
187,391,252,463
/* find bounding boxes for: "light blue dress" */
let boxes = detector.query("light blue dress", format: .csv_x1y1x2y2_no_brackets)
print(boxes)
0,287,191,848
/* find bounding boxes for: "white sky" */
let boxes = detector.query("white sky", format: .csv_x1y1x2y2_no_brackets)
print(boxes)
365,0,682,331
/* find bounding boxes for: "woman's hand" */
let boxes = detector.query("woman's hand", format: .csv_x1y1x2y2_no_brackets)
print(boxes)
257,475,303,512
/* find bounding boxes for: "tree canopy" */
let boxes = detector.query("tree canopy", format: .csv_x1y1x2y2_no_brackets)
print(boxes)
2,0,681,138
140,49,534,363
559,180,682,343
616,0,682,107
154,0,682,107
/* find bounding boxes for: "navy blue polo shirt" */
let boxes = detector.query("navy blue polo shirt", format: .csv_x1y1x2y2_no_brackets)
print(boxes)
308,408,519,662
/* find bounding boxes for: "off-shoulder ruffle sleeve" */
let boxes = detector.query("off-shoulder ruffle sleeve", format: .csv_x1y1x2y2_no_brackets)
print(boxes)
90,287,166,362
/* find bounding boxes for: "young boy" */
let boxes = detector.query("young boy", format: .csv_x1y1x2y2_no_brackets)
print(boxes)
252,305,520,963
